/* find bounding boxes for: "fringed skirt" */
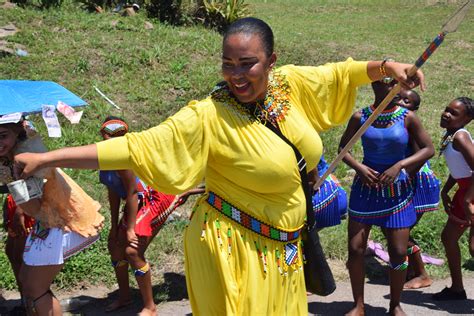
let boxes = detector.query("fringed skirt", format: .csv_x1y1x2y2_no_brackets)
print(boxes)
312,174,348,228
121,191,177,237
412,162,440,214
23,222,99,266
349,165,416,229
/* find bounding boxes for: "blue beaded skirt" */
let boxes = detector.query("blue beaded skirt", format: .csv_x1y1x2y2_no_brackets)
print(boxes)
412,162,440,214
312,174,348,228
348,163,416,228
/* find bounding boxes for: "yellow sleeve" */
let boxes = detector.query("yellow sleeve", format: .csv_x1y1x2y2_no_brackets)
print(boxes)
96,99,214,194
280,58,371,132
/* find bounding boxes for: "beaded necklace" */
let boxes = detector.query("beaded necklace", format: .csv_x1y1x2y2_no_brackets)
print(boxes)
361,105,407,127
210,70,291,127
439,131,454,155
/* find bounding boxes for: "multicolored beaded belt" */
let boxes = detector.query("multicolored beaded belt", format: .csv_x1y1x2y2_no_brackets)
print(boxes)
206,191,301,242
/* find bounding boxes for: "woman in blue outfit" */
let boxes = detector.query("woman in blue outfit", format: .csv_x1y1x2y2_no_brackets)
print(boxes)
339,79,434,316
312,154,348,229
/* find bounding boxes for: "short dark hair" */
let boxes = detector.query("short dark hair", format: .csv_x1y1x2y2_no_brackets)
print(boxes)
456,97,474,118
407,90,421,110
103,115,126,124
223,17,274,57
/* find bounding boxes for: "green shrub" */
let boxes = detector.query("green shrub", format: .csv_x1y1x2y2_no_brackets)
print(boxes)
10,0,29,7
144,0,249,31
11,0,63,9
74,0,119,12
196,0,249,33
145,0,192,25
38,0,64,8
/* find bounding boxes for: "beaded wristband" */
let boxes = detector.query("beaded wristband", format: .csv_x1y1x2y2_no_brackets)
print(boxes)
380,58,394,83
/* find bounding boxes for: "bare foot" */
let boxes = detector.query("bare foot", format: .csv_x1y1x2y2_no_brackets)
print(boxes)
389,305,407,316
345,305,365,316
138,306,157,316
403,275,433,289
105,299,132,312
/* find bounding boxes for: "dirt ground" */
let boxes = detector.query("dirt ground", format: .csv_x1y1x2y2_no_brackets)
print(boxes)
1,262,473,316
2,277,473,315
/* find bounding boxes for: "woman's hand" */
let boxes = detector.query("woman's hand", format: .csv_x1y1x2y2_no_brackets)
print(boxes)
356,164,379,186
378,163,402,185
385,62,426,92
13,152,45,179
126,229,139,249
441,190,452,214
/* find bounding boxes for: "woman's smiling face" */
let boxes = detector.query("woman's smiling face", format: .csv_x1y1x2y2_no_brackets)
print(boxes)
0,126,19,158
222,33,276,104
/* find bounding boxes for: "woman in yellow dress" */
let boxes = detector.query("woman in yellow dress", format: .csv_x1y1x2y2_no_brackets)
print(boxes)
14,17,424,315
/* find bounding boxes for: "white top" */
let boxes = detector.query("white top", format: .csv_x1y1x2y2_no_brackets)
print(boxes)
443,128,473,179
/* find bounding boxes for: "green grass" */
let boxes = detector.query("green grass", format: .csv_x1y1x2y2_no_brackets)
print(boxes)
0,0,473,290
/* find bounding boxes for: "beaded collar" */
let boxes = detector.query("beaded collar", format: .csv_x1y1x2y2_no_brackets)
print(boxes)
361,105,407,127
439,131,454,155
210,70,291,127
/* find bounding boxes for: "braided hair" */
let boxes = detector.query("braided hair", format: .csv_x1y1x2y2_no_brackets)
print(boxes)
456,97,474,119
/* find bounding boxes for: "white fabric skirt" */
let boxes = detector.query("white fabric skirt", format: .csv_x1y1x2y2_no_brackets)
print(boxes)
23,222,99,266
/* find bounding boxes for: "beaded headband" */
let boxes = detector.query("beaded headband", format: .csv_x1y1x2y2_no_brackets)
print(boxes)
100,119,129,137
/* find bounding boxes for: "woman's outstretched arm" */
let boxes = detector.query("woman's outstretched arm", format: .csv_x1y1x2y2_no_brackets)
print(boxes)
14,144,99,179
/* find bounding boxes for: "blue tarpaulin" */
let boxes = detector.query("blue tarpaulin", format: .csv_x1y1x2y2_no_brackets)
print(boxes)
0,80,87,115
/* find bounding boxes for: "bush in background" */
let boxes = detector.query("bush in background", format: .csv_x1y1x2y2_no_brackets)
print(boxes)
11,0,64,9
38,0,64,8
75,0,120,12
145,0,188,25
195,0,249,33
144,0,248,32
10,0,29,7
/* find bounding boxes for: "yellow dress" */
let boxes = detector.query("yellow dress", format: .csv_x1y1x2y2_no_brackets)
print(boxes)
97,58,370,315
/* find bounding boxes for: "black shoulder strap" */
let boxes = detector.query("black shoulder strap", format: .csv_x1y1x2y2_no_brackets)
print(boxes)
263,123,316,231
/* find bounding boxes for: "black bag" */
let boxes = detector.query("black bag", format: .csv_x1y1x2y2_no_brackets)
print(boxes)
301,222,337,296
264,122,336,296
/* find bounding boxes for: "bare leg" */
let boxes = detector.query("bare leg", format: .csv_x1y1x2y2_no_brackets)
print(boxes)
106,226,132,312
345,219,371,316
403,236,432,289
441,220,467,292
5,235,28,292
125,235,156,316
385,228,410,316
20,264,63,316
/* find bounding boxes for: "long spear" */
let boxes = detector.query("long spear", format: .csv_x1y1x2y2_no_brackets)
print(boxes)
314,0,473,190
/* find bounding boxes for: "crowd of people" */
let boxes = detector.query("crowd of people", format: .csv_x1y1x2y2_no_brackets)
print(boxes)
1,17,472,316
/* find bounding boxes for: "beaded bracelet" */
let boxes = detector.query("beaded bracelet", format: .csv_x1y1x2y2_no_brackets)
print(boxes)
380,58,394,83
